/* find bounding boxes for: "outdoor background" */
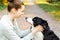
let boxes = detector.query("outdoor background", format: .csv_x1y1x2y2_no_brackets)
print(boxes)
0,0,60,38
0,0,60,23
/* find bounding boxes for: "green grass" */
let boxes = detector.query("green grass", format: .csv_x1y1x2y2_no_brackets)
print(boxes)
38,3,60,23
0,4,6,11
38,4,60,12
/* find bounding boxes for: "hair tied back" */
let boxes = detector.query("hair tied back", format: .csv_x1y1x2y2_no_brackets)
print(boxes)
8,0,14,3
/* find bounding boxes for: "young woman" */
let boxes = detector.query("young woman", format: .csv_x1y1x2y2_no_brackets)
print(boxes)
0,0,43,40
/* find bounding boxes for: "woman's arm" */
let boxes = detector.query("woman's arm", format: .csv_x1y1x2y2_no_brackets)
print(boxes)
3,25,43,40
1,19,33,40
3,27,34,40
14,19,31,37
13,19,43,40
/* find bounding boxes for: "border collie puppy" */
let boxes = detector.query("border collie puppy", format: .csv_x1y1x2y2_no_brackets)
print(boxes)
25,17,44,40
25,17,60,40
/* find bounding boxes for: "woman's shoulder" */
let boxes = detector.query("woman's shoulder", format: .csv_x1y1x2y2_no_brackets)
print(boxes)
1,15,7,19
0,15,8,24
0,15,13,30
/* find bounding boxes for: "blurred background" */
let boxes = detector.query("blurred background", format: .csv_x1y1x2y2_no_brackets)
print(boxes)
0,0,60,23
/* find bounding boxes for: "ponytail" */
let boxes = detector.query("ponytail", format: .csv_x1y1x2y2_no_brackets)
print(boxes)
8,0,14,3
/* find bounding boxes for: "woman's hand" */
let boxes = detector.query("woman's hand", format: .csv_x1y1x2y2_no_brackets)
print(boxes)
32,25,44,36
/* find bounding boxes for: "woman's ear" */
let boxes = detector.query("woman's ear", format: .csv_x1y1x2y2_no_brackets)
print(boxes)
11,8,17,13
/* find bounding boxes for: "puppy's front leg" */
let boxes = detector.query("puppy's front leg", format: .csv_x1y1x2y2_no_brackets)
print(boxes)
31,25,44,40
34,32,43,40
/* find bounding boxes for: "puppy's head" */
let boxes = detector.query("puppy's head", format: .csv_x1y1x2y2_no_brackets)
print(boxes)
25,17,50,30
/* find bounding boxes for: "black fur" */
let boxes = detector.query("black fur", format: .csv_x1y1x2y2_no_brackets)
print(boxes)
32,17,60,40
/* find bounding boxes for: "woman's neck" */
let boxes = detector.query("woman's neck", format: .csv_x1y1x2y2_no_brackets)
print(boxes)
8,12,15,23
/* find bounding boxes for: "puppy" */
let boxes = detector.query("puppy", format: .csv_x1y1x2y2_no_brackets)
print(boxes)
25,17,60,40
25,17,44,40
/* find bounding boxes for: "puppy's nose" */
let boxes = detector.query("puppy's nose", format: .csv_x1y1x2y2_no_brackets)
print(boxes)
25,17,28,19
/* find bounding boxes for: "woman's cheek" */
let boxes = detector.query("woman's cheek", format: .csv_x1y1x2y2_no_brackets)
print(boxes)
20,12,24,15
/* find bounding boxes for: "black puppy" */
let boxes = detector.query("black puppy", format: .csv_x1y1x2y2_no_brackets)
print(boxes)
25,17,60,40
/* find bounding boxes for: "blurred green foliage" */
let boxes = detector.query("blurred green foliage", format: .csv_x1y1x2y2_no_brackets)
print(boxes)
38,4,60,12
0,0,7,11
0,4,6,11
47,0,60,3
38,2,60,23
0,0,3,4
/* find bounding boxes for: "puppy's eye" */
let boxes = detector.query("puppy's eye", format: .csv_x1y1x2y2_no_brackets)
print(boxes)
34,19,36,20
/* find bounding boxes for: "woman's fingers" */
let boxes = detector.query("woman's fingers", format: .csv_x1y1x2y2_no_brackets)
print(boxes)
32,25,44,35
35,25,44,32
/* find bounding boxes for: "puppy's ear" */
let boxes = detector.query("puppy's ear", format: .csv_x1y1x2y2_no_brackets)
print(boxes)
42,20,50,30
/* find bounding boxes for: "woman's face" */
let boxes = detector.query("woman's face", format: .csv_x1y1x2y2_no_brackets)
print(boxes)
15,5,25,18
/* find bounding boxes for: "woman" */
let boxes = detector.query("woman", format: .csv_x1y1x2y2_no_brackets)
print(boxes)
0,0,43,40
